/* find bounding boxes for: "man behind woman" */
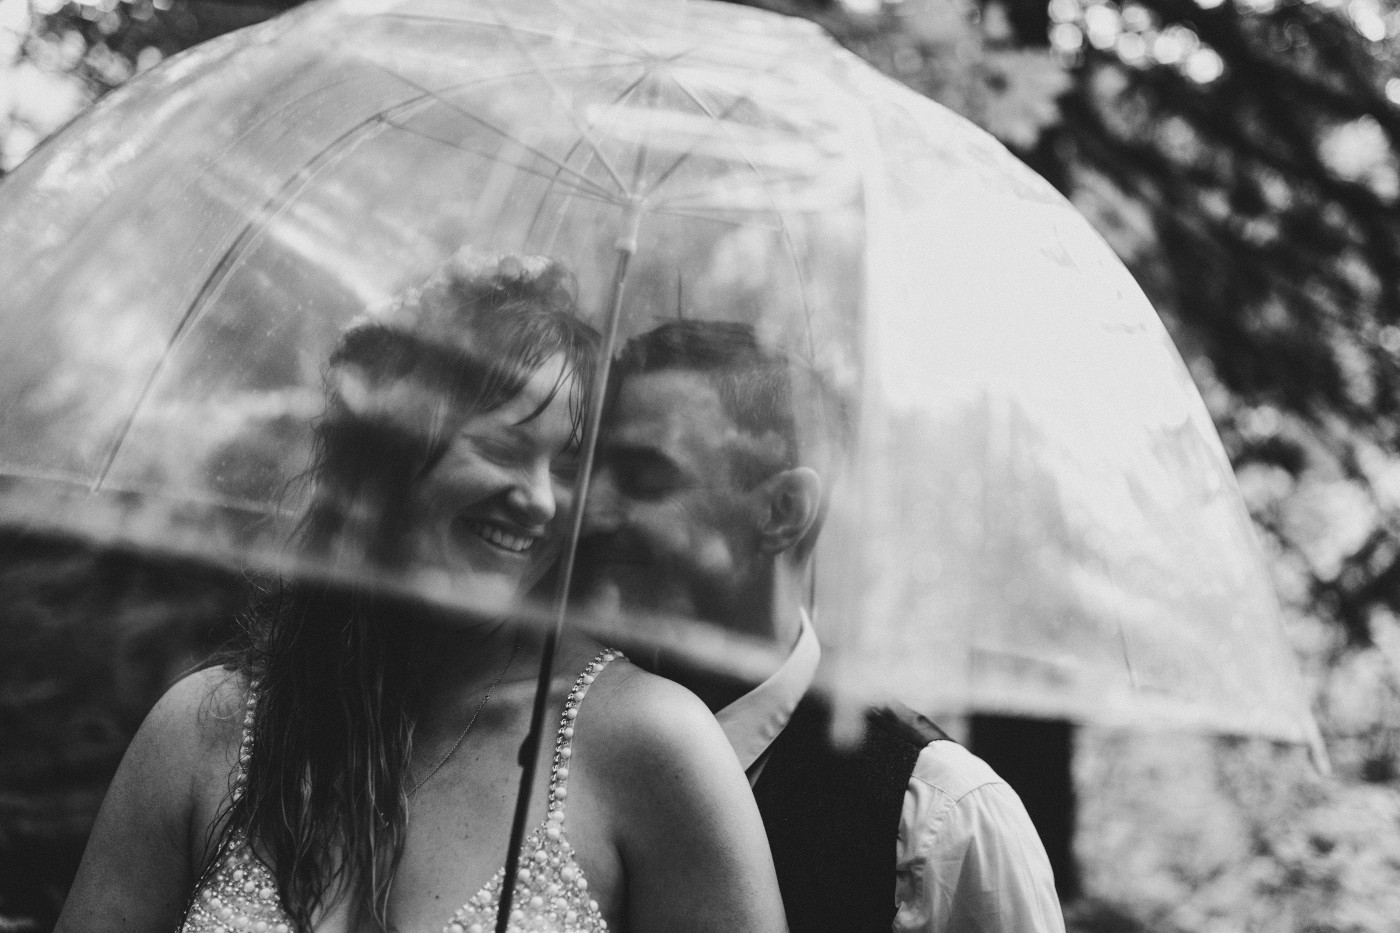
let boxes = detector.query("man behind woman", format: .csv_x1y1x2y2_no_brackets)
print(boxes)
56,253,787,933
58,250,1062,933
573,321,1065,933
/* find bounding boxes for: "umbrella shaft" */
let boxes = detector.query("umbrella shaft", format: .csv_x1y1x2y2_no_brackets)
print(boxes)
495,210,640,933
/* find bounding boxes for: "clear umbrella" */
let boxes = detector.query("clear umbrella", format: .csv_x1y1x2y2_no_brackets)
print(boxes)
0,0,1314,743
0,0,1321,918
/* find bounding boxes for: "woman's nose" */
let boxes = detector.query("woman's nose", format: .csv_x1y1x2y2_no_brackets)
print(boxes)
507,461,557,525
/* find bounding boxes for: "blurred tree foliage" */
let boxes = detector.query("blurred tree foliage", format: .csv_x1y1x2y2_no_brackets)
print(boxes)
741,0,1400,784
735,0,1400,647
995,0,1400,794
0,531,247,926
1006,0,1400,654
3,0,1400,929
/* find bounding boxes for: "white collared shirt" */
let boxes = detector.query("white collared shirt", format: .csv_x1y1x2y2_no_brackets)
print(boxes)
716,614,1066,933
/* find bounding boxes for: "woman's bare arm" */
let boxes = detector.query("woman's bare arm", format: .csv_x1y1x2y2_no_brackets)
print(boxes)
55,668,238,933
599,672,788,933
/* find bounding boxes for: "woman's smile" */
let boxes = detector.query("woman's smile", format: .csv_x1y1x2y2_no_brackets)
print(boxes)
410,354,579,607
452,516,544,555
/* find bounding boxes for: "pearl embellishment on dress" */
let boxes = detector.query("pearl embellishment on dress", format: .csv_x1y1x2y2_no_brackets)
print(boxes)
179,655,619,933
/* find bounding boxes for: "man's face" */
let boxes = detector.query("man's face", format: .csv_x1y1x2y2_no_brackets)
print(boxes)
576,369,768,629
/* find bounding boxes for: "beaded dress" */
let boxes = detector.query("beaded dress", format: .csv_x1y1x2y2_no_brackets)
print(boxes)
179,651,619,933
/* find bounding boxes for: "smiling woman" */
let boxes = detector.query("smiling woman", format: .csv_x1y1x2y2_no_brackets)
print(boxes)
54,252,789,933
407,355,582,607
302,253,593,611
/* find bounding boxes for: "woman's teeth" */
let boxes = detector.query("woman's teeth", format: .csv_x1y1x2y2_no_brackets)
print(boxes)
464,521,536,553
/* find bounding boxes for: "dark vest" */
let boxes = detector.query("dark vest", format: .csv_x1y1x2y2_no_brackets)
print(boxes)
752,695,951,933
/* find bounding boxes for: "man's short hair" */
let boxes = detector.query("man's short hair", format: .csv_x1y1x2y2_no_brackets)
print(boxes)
611,321,800,487
610,320,848,557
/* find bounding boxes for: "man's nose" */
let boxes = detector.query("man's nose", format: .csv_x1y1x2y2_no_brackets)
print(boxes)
507,461,556,526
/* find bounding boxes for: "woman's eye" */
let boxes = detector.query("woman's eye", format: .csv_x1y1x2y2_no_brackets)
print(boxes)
474,438,526,465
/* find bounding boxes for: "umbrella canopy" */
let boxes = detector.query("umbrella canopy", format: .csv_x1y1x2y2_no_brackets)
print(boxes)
0,0,1315,746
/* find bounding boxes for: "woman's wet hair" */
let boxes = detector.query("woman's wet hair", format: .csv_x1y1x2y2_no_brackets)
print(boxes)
214,253,600,933
298,253,599,568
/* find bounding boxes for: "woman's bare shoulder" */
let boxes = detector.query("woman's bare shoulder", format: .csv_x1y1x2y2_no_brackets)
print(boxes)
568,656,787,933
54,666,249,931
144,665,249,759
116,665,251,813
579,657,736,772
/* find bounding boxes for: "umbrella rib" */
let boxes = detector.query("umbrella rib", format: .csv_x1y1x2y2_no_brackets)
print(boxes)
1115,590,1143,691
381,3,758,84
641,205,784,229
484,5,634,198
35,73,366,277
651,167,842,209
376,9,642,60
523,65,657,248
556,0,679,64
641,58,789,196
90,113,399,491
94,41,663,488
626,66,658,199
378,6,726,86
364,61,626,203
663,76,819,360
0,465,286,517
378,116,620,205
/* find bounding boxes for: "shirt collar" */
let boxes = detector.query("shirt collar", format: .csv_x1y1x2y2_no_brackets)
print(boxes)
714,609,821,770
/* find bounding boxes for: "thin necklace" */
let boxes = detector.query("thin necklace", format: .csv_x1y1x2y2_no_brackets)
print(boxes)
409,635,520,795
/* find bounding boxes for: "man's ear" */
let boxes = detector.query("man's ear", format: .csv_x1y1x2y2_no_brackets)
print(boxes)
756,467,822,554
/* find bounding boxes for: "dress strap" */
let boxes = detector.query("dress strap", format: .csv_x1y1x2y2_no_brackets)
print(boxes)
545,650,620,825
177,678,262,932
232,678,259,803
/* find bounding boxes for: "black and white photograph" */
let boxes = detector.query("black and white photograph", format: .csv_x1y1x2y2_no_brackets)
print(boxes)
1,0,1394,930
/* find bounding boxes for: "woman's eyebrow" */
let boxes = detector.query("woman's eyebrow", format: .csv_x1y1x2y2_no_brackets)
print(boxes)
457,422,529,447
513,369,571,426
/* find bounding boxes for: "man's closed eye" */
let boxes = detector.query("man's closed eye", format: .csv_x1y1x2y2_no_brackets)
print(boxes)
613,451,688,499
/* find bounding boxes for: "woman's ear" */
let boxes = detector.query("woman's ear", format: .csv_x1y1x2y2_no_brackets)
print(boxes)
756,467,822,555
